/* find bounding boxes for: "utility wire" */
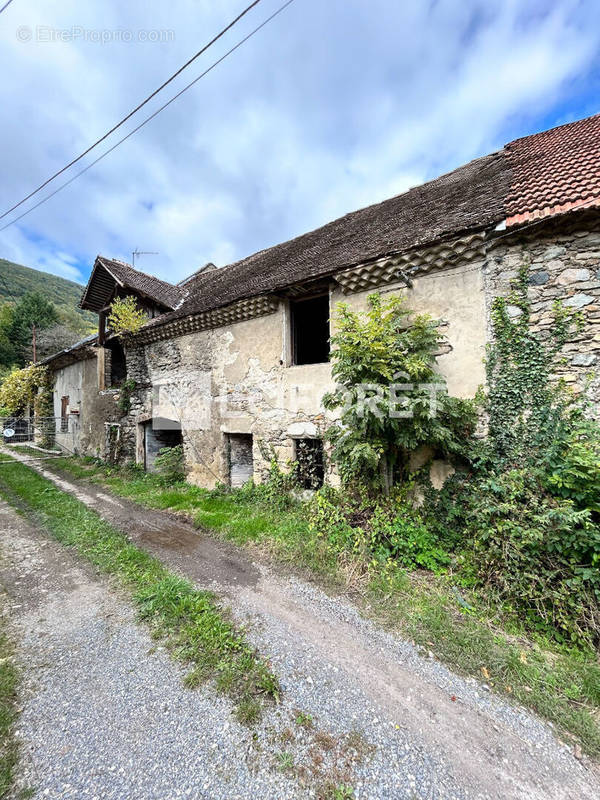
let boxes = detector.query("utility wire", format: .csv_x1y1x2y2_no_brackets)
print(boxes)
0,0,15,16
0,0,264,221
0,0,297,233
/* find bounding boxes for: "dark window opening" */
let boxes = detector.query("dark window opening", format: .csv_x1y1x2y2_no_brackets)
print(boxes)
295,438,324,490
291,294,330,365
227,433,253,488
60,396,69,433
144,422,182,472
108,340,127,387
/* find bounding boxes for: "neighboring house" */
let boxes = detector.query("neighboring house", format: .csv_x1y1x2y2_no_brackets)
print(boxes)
41,114,600,485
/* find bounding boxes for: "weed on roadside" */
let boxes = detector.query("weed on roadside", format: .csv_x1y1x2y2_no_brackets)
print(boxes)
38,452,600,759
0,458,279,724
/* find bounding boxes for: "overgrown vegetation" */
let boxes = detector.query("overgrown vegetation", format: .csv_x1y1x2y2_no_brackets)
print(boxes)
154,444,185,483
117,378,136,415
12,263,600,757
0,364,48,416
108,296,148,336
41,452,600,758
428,266,600,646
321,272,600,646
0,457,279,723
323,294,477,493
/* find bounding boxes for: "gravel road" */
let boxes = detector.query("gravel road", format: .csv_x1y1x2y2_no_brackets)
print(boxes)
1,449,599,799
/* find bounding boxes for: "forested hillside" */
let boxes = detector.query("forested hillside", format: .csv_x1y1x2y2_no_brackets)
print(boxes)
0,258,95,327
0,258,96,374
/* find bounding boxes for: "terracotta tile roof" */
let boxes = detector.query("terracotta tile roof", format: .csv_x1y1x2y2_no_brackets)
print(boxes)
80,256,185,313
506,114,600,226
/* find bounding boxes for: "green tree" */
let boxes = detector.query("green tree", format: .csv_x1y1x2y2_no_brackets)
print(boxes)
0,303,16,369
323,293,477,494
8,291,58,364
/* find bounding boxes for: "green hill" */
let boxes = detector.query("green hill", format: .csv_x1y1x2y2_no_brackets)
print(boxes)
0,258,96,329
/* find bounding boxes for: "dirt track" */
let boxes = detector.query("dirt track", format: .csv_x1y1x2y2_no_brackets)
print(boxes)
2,447,599,800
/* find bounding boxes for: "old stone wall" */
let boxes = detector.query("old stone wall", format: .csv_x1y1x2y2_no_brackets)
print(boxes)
122,259,489,488
63,212,600,485
51,351,134,459
485,214,600,405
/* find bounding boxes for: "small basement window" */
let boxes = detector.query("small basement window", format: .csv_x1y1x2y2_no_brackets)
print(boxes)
290,294,330,365
295,438,324,490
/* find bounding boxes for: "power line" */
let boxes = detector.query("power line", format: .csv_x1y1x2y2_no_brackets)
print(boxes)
0,0,297,233
0,1,16,16
0,0,264,221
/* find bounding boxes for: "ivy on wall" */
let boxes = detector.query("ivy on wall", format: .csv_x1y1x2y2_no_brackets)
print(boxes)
117,378,136,416
484,262,583,467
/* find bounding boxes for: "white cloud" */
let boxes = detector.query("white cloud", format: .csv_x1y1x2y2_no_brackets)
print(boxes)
0,0,598,287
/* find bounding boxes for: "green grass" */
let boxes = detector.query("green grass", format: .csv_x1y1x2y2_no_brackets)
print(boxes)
0,603,19,798
0,457,279,723
29,454,600,759
44,456,340,578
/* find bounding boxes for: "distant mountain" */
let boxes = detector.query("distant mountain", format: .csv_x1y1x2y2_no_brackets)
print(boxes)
0,258,96,328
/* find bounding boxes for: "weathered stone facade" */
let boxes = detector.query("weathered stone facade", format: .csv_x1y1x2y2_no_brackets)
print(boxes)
484,212,600,403
116,217,598,488
46,212,600,487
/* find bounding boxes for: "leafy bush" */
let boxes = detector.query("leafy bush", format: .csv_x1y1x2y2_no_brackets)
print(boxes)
543,415,600,514
367,503,450,572
308,486,450,573
154,444,185,484
323,293,477,494
308,488,358,552
433,469,600,643
0,364,47,414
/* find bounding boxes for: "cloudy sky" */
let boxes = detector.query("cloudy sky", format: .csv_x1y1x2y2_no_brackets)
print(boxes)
0,0,598,286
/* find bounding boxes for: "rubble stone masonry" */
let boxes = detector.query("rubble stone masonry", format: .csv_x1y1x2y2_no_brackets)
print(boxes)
485,213,600,405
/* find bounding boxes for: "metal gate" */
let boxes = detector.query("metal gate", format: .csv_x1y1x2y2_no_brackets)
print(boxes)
0,416,68,450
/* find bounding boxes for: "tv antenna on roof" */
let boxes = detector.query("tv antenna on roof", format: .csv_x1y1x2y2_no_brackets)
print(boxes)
132,248,159,268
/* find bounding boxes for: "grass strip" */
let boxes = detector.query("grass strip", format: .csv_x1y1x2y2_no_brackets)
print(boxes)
40,454,600,759
0,608,19,798
0,457,279,724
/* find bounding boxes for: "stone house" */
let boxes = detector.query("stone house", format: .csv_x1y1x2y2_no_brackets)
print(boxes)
42,114,600,487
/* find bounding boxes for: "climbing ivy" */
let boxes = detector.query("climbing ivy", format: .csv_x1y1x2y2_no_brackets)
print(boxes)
117,378,136,416
429,263,600,644
484,262,583,468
